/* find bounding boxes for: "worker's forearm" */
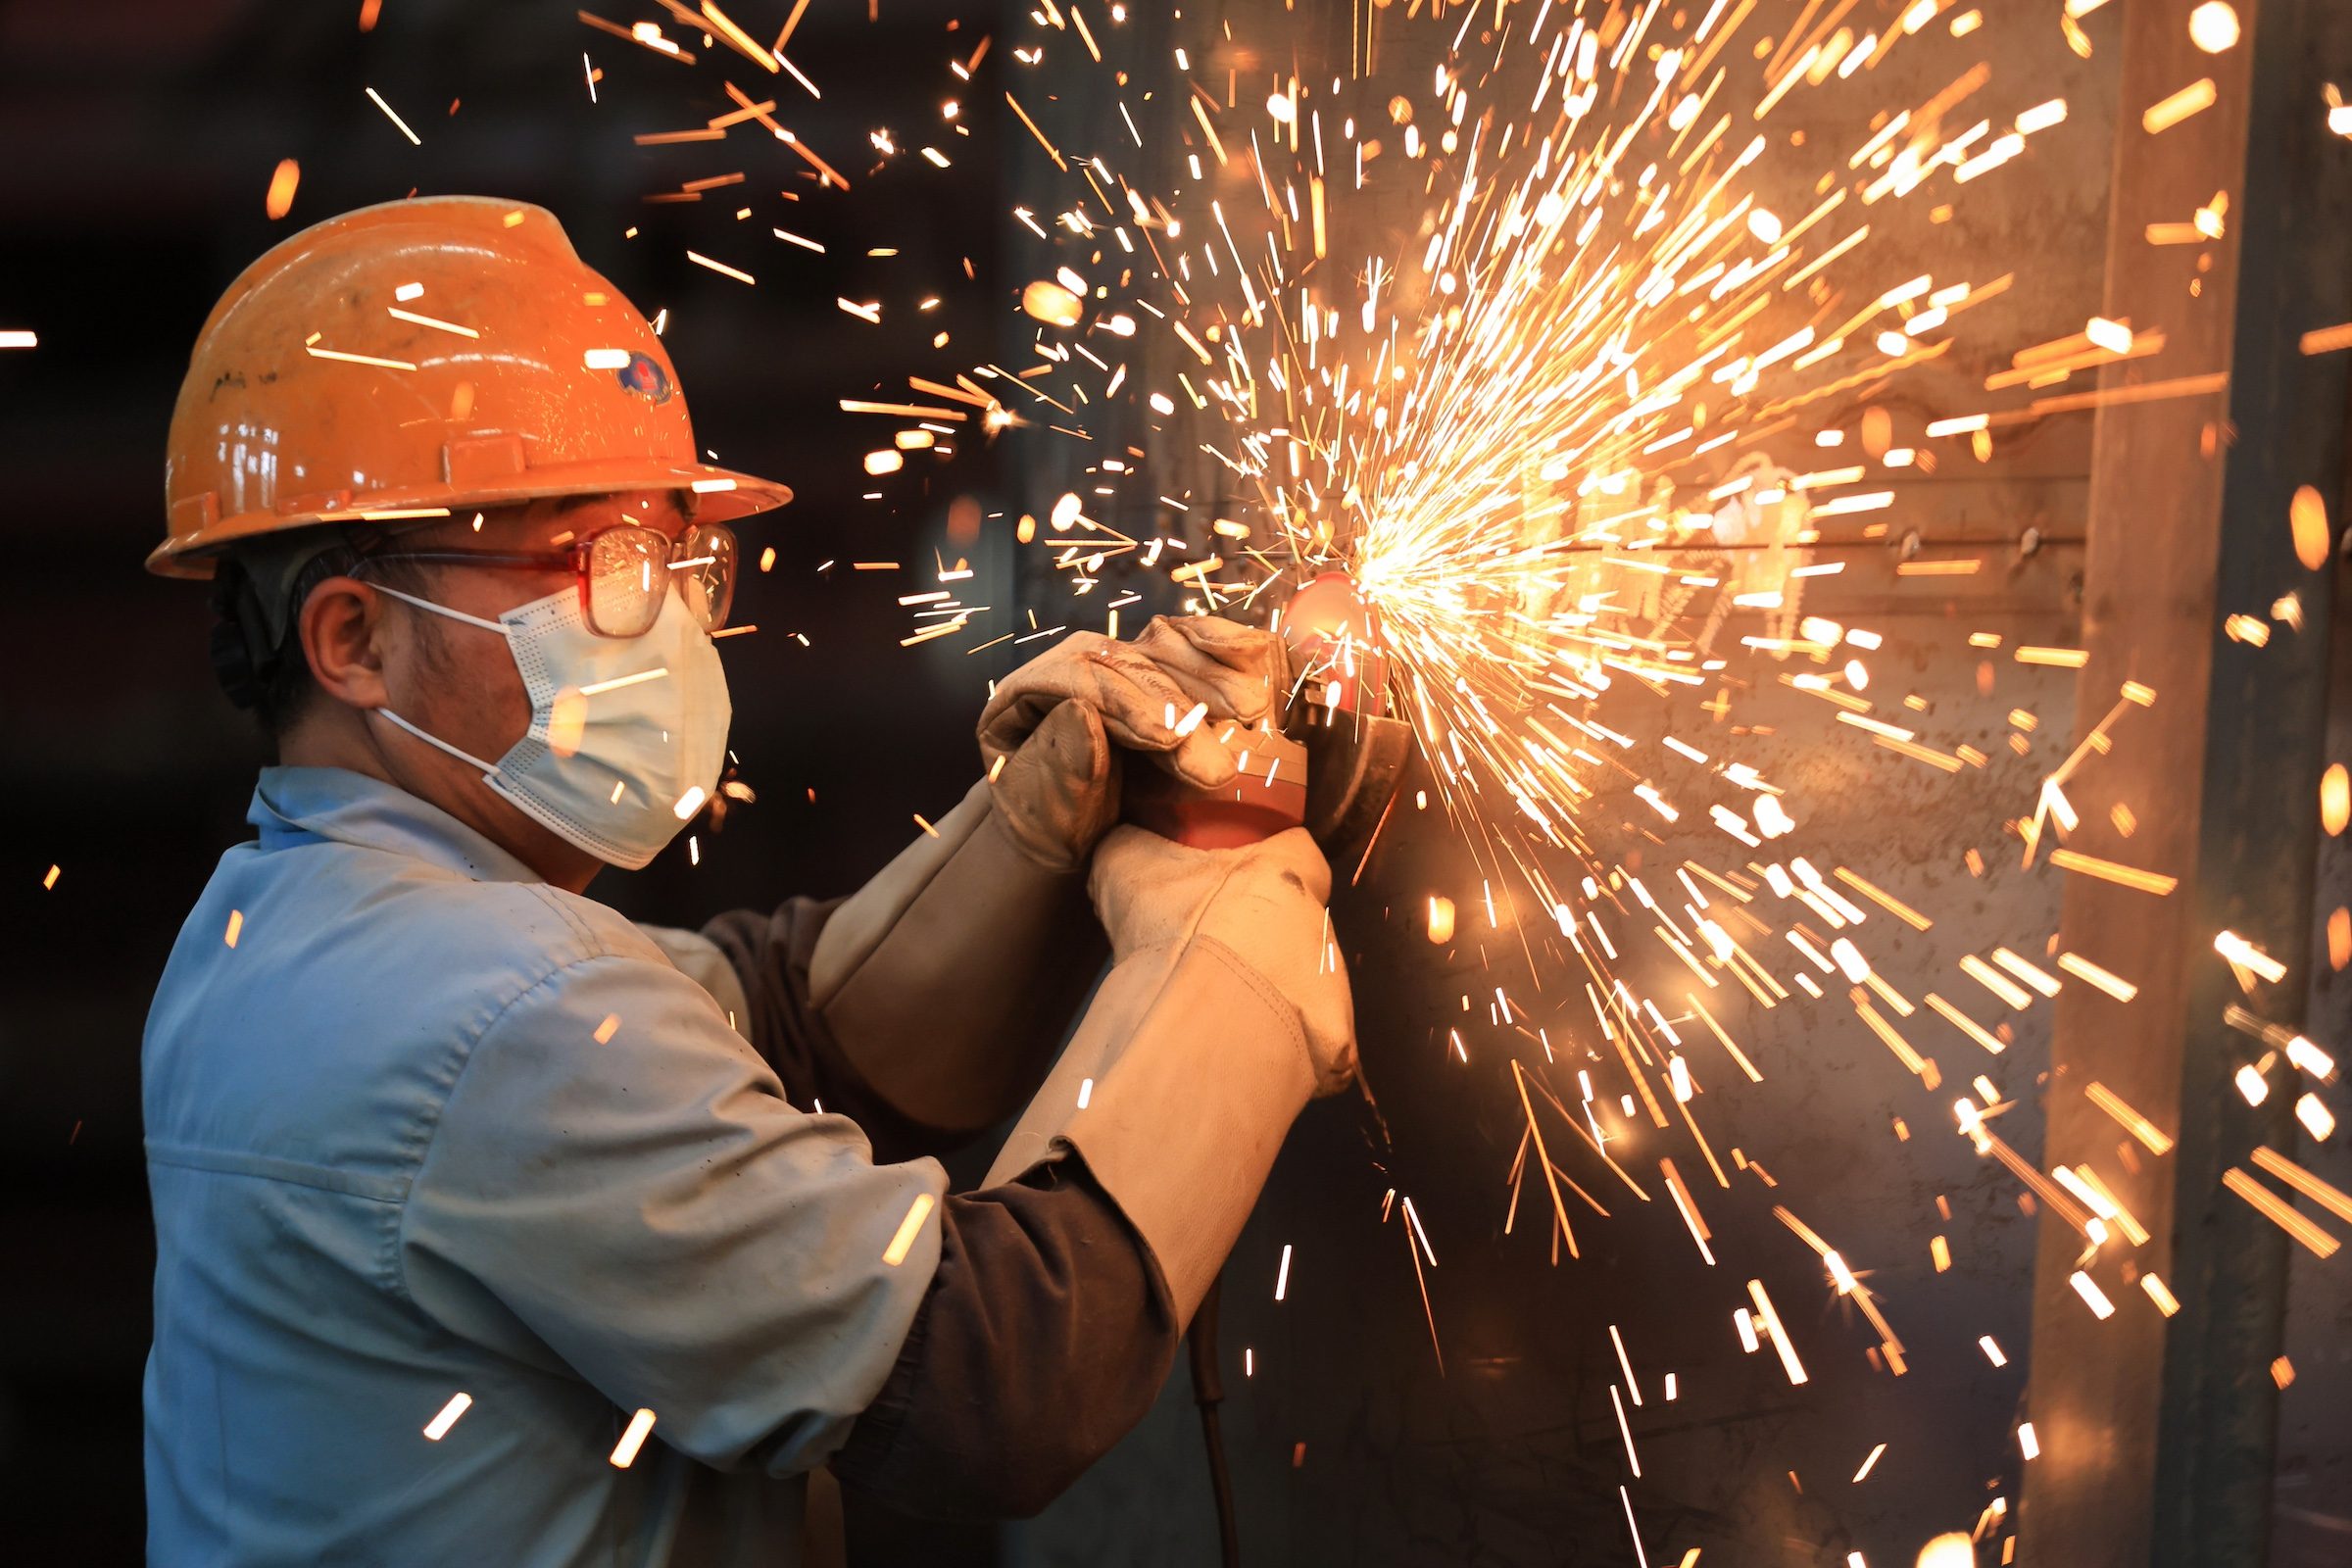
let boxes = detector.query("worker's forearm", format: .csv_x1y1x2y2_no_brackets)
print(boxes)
806,780,1109,1137
695,787,1108,1158
697,810,1106,1158
829,1152,1178,1518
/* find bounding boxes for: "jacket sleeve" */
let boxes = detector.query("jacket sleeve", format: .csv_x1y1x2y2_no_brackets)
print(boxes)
398,949,1183,1500
830,1151,1182,1519
398,952,949,1478
639,900,958,1162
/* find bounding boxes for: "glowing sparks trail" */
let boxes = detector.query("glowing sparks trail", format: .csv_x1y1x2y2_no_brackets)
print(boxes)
601,0,2341,1555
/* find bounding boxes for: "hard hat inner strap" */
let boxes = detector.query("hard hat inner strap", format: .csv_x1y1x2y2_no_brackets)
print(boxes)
239,530,364,655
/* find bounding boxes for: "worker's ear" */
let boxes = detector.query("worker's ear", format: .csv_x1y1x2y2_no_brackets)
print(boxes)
298,576,396,711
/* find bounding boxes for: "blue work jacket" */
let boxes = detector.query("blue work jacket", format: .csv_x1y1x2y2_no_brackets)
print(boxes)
141,766,946,1566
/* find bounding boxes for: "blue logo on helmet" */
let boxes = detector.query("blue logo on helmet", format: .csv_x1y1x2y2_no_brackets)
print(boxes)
616,351,673,404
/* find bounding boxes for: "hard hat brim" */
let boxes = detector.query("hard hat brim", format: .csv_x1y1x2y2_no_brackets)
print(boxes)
146,461,793,579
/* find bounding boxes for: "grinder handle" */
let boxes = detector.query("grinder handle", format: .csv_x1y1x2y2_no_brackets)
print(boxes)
1120,727,1310,849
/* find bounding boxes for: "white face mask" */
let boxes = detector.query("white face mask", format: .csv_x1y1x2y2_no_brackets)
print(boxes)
369,582,732,870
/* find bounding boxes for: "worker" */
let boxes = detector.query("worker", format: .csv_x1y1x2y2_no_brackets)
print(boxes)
140,196,1355,1565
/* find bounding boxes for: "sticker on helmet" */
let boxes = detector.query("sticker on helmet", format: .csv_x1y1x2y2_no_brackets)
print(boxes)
615,352,673,404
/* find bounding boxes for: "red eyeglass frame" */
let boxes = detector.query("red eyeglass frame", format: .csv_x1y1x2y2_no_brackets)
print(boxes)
354,520,738,638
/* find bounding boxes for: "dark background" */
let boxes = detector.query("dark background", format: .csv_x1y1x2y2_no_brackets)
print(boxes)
1,0,1022,1558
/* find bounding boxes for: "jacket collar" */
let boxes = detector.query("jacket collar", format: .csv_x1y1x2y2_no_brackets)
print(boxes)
248,765,545,886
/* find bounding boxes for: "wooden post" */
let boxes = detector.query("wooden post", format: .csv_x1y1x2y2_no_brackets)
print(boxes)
2017,2,2352,1564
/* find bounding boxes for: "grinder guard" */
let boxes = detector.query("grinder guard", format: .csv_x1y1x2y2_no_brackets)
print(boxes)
1284,570,1415,871
1118,569,1414,861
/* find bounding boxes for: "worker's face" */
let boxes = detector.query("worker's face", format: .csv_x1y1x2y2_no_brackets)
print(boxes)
372,490,693,886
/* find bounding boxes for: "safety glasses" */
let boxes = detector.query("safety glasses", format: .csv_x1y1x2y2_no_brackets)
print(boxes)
359,521,737,638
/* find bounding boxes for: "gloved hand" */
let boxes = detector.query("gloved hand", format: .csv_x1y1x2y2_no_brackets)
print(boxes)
791,620,1292,1139
985,700,1120,874
980,615,1289,874
979,615,1290,784
1089,824,1356,1096
983,822,1356,1324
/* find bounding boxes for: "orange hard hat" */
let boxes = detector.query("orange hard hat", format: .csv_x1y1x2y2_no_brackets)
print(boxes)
153,195,792,578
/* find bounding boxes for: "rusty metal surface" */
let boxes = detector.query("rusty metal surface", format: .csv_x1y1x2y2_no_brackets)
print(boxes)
1009,605,2087,1568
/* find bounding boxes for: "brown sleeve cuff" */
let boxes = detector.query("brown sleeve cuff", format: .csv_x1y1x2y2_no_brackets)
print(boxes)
829,1150,1181,1519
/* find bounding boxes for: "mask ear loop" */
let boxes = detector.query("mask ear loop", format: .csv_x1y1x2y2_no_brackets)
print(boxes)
368,581,514,635
365,582,514,775
374,707,500,775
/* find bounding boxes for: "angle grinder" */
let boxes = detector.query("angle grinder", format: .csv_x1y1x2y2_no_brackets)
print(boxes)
1122,568,1414,868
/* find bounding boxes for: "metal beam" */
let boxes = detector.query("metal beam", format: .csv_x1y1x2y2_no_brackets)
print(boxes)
2018,2,2352,1564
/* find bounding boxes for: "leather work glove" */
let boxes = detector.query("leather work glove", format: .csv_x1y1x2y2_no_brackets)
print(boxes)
982,700,1119,875
978,616,1292,869
1087,825,1356,1095
792,621,1288,1139
984,822,1356,1323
